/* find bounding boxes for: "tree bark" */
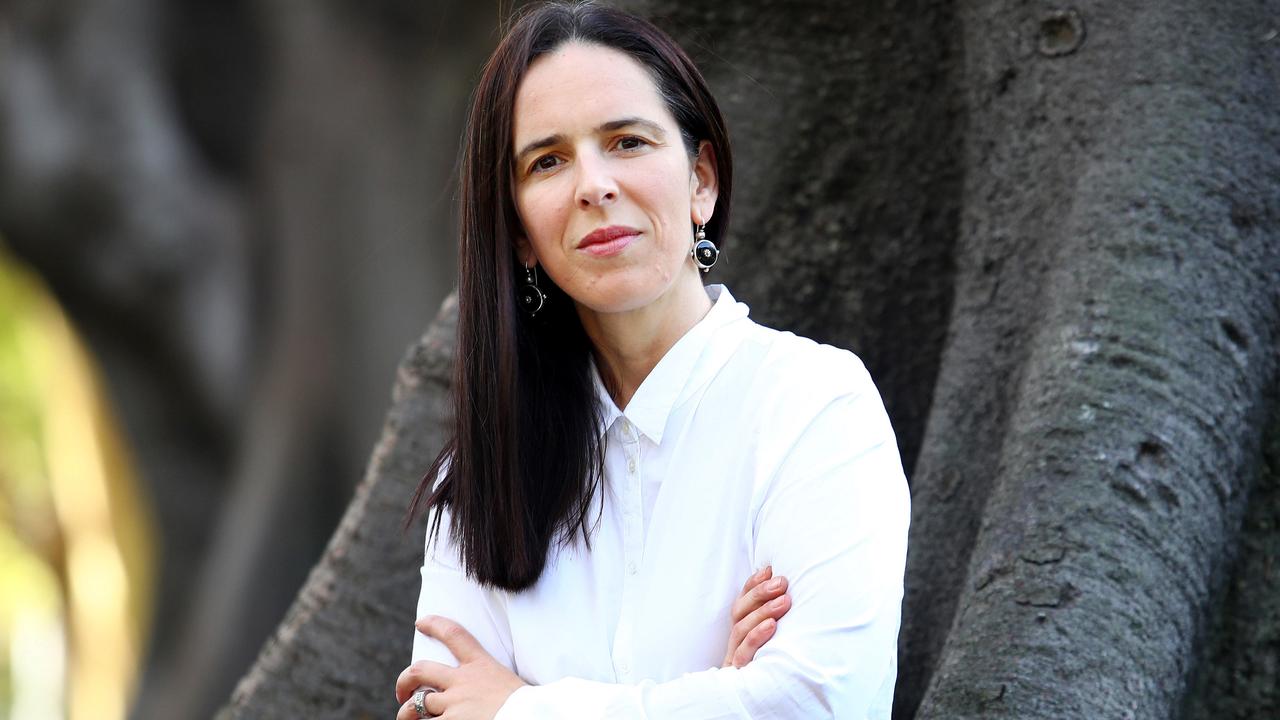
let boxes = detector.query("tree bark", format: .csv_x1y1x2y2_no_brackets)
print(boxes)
904,2,1280,716
1182,410,1280,719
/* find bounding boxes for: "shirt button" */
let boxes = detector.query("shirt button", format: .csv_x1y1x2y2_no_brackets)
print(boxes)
627,458,637,473
619,663,630,674
627,562,637,574
622,419,632,435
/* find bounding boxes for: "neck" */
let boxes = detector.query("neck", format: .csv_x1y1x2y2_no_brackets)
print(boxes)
577,274,713,410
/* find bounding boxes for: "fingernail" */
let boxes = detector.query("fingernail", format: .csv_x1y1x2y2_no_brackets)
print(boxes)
768,578,784,591
770,596,787,609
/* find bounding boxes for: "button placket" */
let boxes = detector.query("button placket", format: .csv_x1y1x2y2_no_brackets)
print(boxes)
613,418,643,681
623,433,643,568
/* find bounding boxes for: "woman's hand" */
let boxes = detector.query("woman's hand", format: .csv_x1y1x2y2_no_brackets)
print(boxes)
395,616,527,720
722,565,791,669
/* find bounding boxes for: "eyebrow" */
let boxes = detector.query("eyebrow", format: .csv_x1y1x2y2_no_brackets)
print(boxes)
515,117,668,165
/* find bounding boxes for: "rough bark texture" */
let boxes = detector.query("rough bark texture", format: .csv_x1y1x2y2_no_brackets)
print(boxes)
1183,410,1280,719
905,2,1280,716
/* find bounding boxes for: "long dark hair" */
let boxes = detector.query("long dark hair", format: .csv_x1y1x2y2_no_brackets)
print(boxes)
408,0,734,591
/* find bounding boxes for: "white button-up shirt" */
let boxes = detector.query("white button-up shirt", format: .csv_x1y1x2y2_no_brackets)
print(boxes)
412,284,910,718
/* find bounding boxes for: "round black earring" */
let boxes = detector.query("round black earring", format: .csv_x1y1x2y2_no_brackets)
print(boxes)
518,262,546,316
691,224,718,272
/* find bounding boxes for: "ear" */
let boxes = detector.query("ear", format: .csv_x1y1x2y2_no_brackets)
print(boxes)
689,140,719,226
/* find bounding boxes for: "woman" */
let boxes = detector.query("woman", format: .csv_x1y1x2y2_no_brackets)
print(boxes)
395,2,910,718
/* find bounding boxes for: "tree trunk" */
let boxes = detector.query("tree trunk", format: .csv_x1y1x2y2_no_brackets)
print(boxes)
903,2,1280,716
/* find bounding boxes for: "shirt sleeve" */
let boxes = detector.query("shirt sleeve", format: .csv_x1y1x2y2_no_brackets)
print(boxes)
411,502,516,672
494,385,911,719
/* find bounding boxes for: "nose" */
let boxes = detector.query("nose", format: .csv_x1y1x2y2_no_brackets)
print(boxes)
573,151,618,209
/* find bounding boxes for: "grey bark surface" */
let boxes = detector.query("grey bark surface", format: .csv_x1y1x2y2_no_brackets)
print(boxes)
906,2,1280,716
1183,412,1280,719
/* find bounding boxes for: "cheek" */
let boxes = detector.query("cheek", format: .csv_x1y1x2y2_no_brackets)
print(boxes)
632,162,688,208
650,167,695,239
517,184,569,248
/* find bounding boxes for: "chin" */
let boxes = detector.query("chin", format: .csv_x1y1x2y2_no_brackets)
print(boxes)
572,275,668,315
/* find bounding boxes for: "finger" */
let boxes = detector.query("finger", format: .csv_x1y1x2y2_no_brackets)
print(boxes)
395,661,452,704
729,592,791,653
731,618,777,668
729,572,776,623
730,574,787,624
732,618,777,668
739,565,772,595
397,697,422,720
397,691,430,720
416,615,488,664
398,687,447,720
425,688,447,717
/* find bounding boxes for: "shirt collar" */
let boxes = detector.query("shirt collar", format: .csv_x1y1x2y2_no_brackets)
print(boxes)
591,284,750,443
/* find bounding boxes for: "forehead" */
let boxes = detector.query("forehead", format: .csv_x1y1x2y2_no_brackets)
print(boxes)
513,42,674,142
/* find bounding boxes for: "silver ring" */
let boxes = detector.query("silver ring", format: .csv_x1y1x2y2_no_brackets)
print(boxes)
412,687,436,718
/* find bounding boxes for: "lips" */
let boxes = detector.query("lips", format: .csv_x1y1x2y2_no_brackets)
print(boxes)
579,225,640,248
577,225,640,257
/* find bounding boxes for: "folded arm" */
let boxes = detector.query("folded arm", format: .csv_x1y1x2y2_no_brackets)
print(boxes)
494,389,911,719
411,508,516,672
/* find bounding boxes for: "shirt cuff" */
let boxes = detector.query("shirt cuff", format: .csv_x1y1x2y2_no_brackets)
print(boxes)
494,685,537,720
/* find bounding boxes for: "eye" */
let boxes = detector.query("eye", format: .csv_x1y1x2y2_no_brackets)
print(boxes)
616,135,649,151
529,154,561,174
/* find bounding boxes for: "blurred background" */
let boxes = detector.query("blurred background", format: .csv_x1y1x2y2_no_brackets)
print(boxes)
0,0,504,717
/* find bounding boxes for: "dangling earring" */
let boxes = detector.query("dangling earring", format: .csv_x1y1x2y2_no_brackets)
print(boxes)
518,262,546,317
691,224,718,272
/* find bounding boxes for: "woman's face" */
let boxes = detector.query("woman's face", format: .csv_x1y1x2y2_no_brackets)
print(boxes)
511,41,718,315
